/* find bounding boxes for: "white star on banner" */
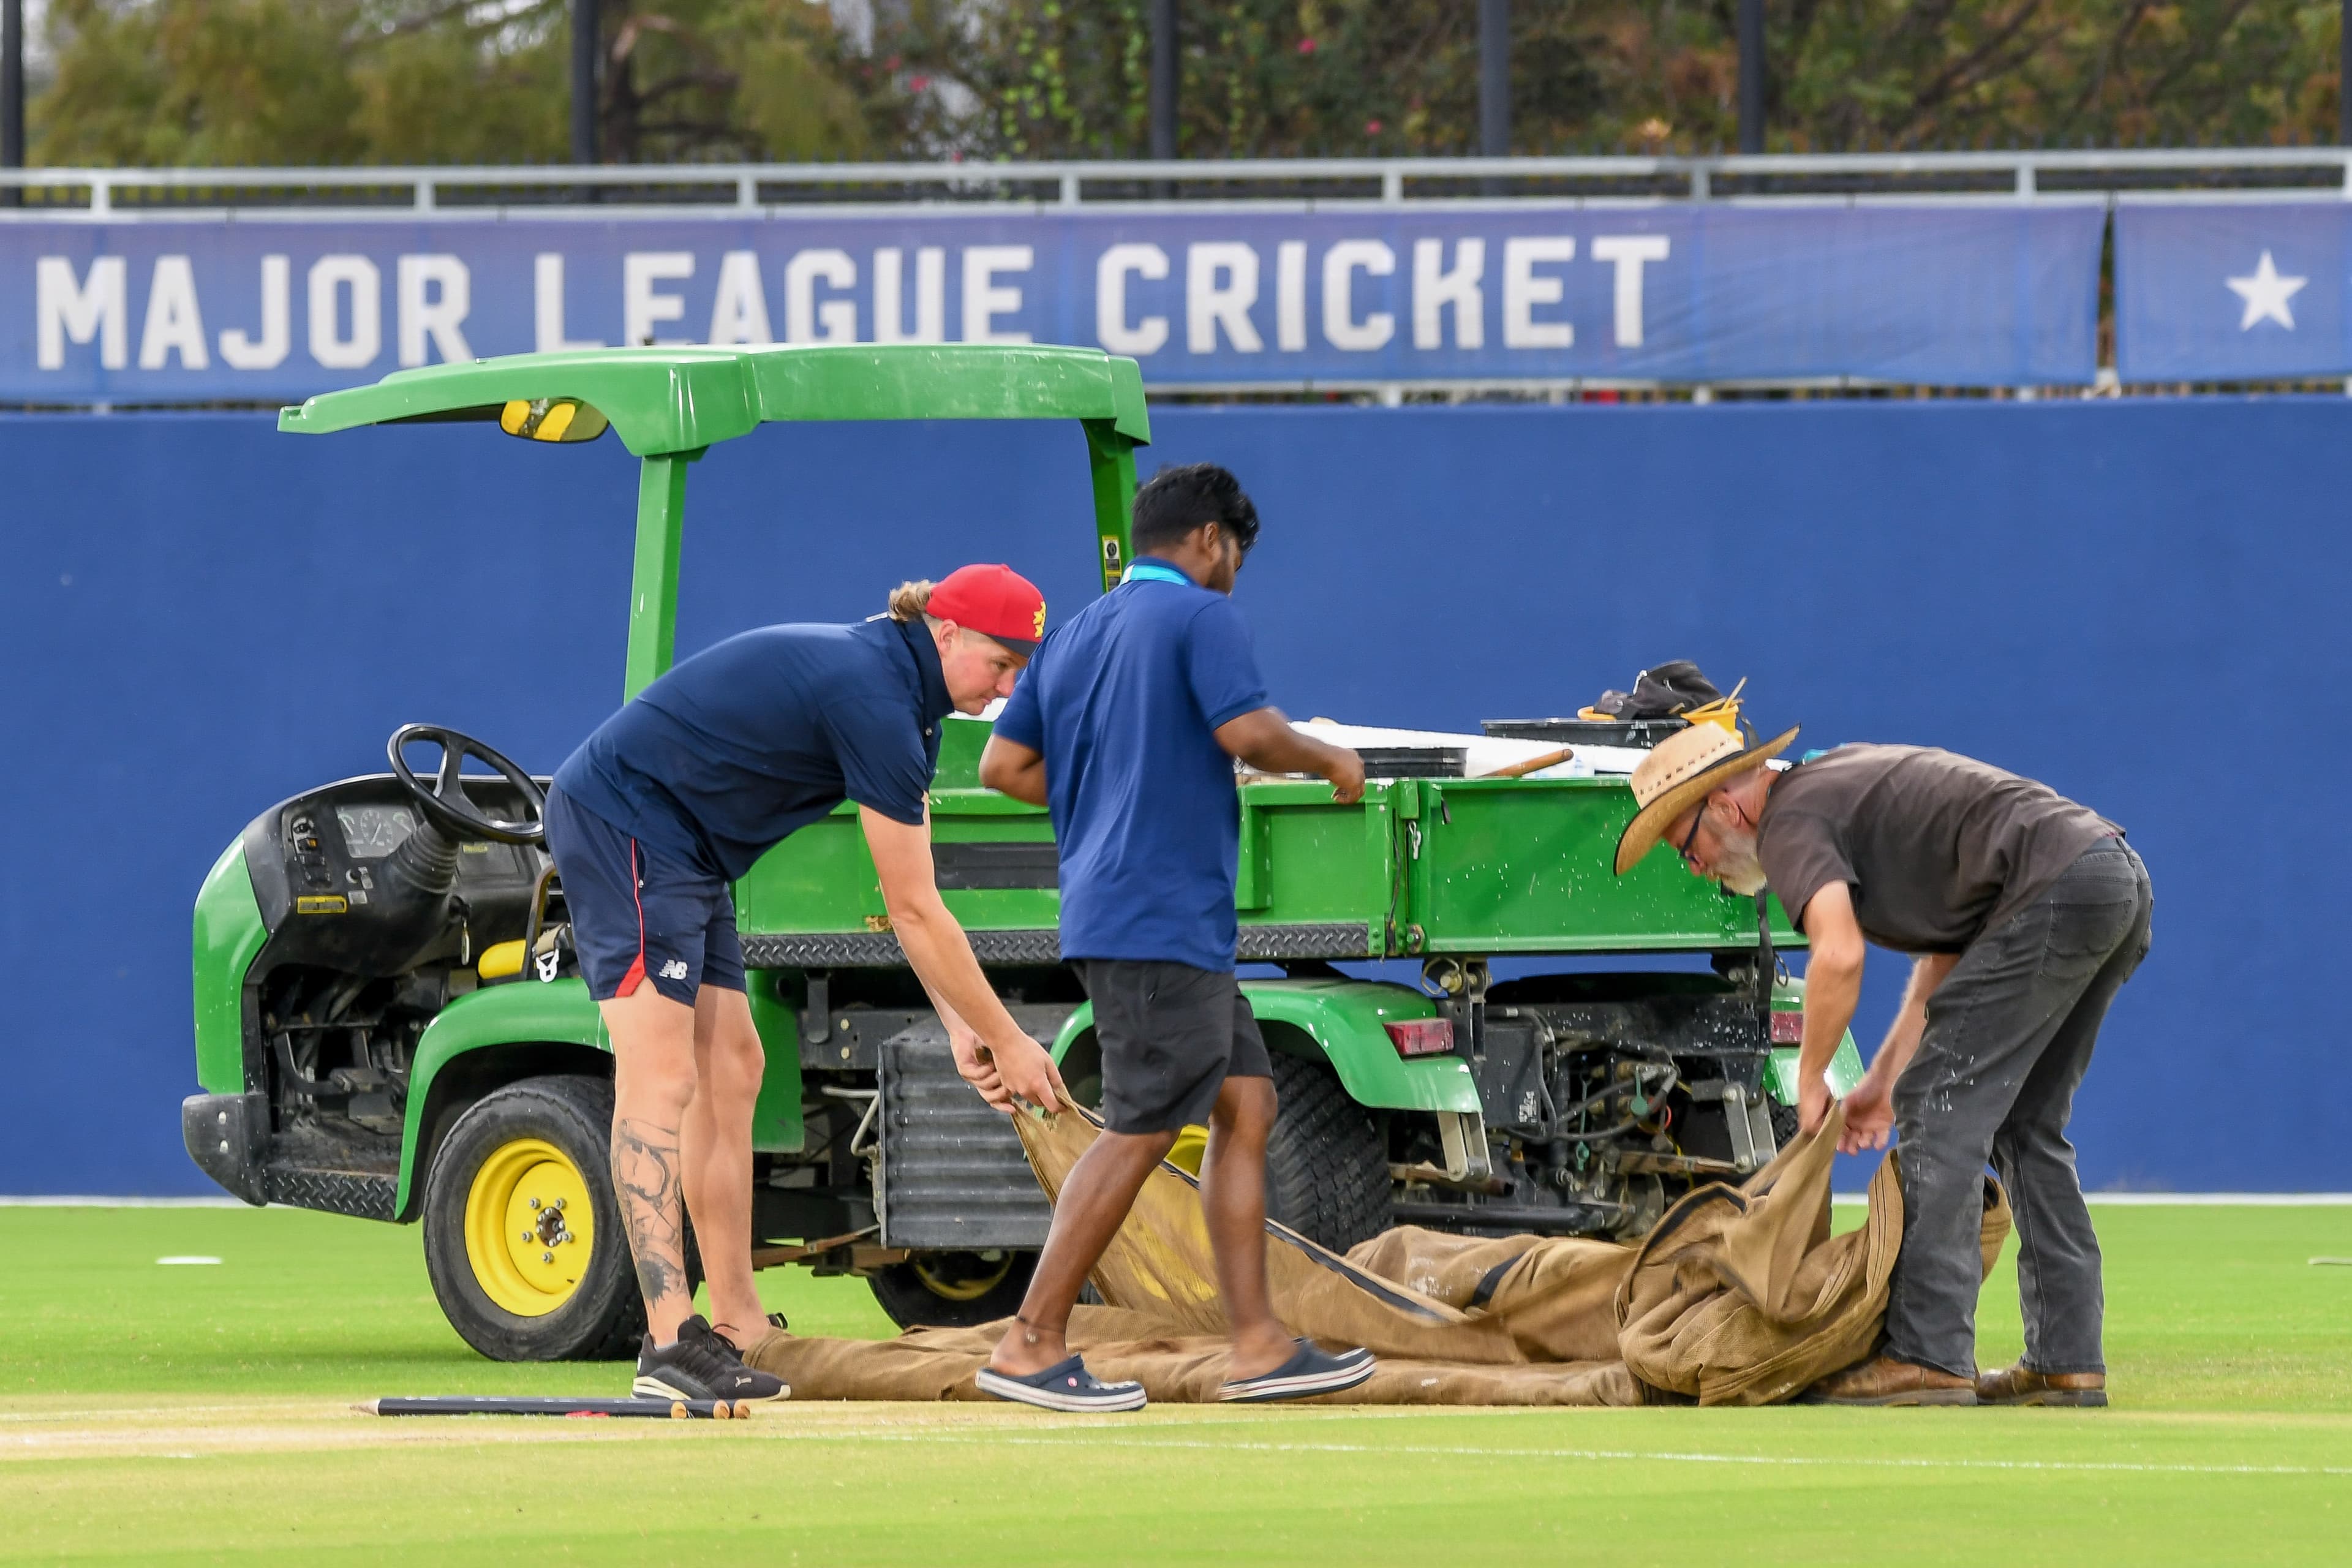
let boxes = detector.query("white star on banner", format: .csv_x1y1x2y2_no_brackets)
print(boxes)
2226,251,2307,331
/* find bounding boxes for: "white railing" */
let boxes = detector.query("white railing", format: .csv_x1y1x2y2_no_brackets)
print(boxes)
1,148,2349,217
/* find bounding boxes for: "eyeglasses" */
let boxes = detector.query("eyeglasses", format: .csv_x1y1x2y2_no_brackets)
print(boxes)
1676,803,1708,870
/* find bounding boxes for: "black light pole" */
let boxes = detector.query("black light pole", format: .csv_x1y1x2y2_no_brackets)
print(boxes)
1736,0,1765,154
1148,0,1178,161
570,0,599,165
1479,0,1510,183
2,0,24,209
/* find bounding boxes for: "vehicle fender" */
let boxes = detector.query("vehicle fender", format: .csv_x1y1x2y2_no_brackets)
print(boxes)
1764,972,1868,1101
1049,979,1480,1115
396,979,609,1216
191,838,269,1096
1766,1037,1866,1103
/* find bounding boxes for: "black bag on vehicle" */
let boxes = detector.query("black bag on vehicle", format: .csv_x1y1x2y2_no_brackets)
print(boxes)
1589,661,1722,720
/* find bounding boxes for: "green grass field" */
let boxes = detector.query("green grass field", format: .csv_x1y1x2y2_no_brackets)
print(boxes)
3,1202,2347,1565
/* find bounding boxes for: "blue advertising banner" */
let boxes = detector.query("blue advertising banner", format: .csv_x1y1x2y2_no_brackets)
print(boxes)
2115,203,2352,381
1,205,2101,399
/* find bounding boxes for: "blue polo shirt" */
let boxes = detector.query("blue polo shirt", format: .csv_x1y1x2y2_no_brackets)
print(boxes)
552,616,951,881
993,558,1270,971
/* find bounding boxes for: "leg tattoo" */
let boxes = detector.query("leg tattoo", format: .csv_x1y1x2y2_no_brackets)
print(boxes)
612,1116,688,1311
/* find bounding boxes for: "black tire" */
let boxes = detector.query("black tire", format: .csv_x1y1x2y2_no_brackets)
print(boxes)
1265,1053,1392,1253
1768,1096,1801,1153
869,1250,1038,1330
421,1074,646,1362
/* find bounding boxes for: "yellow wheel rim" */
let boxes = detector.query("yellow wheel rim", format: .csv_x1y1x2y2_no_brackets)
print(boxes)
1166,1124,1210,1177
462,1137,594,1317
911,1251,1014,1302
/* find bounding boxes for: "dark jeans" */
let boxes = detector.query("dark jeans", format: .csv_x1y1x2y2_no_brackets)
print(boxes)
1885,839,2153,1378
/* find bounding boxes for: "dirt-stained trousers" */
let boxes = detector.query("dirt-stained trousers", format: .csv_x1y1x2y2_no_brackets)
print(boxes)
1884,839,2153,1378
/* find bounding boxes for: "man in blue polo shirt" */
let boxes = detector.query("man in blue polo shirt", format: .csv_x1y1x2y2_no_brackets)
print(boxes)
970,463,1377,1412
545,565,1069,1403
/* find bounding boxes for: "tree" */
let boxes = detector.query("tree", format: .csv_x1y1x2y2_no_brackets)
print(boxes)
35,0,371,166
949,0,1610,159
937,0,2345,157
25,0,2347,165
1763,0,2342,150
28,0,930,166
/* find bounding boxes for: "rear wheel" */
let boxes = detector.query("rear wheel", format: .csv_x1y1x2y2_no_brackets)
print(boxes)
422,1074,645,1361
1265,1053,1392,1254
868,1249,1038,1330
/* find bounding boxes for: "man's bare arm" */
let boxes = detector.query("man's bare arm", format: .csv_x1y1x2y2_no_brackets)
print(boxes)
967,739,1047,1099
1215,707,1365,804
1794,881,1866,1137
918,986,1006,1108
978,734,1049,805
860,805,1067,1112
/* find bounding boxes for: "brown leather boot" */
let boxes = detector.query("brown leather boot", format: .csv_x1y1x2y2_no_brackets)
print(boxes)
1801,1355,1977,1406
1976,1363,2108,1407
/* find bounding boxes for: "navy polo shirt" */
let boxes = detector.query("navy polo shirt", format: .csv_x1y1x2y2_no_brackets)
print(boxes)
993,557,1270,971
552,617,951,881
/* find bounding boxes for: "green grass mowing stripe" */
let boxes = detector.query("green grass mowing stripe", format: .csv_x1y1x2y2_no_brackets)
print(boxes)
4,1417,2346,1567
4,1203,2348,1408
799,1427,2352,1476
4,1199,2350,1562
0,1205,898,1397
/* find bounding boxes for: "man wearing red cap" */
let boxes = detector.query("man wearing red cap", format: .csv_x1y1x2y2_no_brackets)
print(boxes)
544,564,1068,1402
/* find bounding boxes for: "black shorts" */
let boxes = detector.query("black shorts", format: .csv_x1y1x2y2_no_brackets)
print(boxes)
543,786,745,1008
1079,960,1272,1136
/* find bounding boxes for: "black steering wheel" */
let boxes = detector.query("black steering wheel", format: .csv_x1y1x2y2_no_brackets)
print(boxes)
387,724,547,846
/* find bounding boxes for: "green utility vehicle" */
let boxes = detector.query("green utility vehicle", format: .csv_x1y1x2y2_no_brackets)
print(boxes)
183,343,1861,1362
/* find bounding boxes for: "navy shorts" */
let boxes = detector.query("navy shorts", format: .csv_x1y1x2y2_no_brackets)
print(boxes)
543,786,744,1007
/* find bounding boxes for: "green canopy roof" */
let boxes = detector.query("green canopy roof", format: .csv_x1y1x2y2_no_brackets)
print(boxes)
278,342,1151,456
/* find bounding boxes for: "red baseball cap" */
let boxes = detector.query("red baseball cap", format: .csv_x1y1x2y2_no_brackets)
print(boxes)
925,564,1047,656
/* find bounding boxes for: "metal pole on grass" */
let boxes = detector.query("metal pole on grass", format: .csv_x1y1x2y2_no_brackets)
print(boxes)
571,0,600,165
1736,0,1765,155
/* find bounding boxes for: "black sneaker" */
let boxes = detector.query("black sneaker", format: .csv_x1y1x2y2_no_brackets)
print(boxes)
633,1314,791,1403
710,1311,790,1355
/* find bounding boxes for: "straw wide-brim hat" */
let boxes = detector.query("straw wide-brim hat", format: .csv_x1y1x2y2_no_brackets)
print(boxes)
1611,722,1800,875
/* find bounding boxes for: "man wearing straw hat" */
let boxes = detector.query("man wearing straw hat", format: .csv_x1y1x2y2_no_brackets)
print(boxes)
1614,715,2151,1408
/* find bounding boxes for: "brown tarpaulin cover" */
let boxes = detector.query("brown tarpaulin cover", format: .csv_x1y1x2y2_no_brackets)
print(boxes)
745,1104,2010,1406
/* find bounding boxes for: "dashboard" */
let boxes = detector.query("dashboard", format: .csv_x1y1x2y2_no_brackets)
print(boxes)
242,773,549,975
333,803,421,861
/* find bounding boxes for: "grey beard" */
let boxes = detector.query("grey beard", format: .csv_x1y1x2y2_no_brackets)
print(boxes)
1716,853,1768,897
1709,821,1768,897
1712,860,1768,893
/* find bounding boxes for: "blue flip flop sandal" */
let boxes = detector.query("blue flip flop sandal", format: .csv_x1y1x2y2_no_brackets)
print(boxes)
976,1355,1147,1413
1219,1340,1378,1403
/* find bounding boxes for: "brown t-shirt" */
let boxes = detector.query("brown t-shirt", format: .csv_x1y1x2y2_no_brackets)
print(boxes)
1755,745,2117,953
